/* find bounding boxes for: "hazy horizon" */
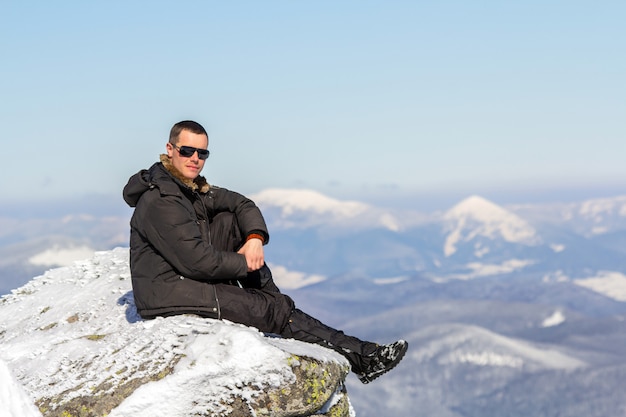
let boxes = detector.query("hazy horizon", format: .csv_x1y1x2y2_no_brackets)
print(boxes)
1,180,625,218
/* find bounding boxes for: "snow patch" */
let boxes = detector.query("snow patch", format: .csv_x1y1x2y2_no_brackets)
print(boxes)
550,244,566,253
541,310,566,327
0,360,43,417
447,259,534,280
574,271,626,302
443,351,523,368
473,243,489,258
269,264,327,289
543,270,570,283
576,196,626,235
372,276,409,285
579,196,626,219
379,213,400,232
591,226,608,235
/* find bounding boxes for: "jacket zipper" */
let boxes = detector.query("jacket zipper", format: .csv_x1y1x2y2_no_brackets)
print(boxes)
193,190,220,318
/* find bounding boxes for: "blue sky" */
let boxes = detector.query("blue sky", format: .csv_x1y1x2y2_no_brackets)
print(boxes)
1,1,624,210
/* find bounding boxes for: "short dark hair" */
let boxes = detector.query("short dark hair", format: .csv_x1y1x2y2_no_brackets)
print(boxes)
169,120,208,144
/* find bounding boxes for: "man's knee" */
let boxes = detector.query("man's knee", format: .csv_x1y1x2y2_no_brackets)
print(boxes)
210,212,243,251
217,284,294,334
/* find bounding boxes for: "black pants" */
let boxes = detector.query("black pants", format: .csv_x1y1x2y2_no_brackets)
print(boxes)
210,212,378,373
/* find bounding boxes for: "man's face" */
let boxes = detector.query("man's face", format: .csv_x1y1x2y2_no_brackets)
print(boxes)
166,129,209,180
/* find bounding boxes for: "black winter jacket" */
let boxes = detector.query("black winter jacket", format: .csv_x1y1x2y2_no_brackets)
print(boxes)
122,155,269,319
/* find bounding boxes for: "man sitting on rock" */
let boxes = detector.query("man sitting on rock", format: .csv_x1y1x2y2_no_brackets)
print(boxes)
122,120,408,383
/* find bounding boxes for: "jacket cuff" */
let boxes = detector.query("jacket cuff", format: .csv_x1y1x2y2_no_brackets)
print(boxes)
246,230,267,244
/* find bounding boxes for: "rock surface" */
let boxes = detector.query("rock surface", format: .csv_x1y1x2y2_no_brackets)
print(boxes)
0,248,353,417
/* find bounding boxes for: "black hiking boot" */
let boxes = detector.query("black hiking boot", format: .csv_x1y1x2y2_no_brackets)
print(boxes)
357,340,409,384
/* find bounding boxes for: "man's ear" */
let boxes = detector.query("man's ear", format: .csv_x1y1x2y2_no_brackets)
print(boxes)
165,142,174,158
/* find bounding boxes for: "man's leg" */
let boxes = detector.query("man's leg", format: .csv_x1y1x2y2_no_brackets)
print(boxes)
280,308,408,384
215,283,293,335
215,283,407,383
244,264,281,293
281,308,378,374
215,283,374,365
209,212,243,253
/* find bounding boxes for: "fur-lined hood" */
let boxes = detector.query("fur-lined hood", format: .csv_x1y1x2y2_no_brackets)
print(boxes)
160,154,210,193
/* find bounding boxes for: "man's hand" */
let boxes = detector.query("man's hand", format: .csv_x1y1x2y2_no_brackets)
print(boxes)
237,238,264,272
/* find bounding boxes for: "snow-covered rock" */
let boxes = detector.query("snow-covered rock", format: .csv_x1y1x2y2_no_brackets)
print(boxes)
0,360,42,417
0,248,352,417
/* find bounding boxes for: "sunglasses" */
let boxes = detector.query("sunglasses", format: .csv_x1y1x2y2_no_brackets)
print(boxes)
173,144,210,160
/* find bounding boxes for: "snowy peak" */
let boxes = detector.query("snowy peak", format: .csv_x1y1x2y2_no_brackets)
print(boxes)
252,188,369,218
443,195,540,257
251,188,404,232
445,195,521,224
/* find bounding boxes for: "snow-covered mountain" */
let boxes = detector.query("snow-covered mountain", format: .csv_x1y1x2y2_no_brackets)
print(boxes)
509,195,626,236
251,188,428,233
442,195,541,257
257,190,626,285
304,291,626,417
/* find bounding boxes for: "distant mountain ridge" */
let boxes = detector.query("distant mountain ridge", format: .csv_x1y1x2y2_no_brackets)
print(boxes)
253,190,626,287
251,188,416,232
2,189,626,295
